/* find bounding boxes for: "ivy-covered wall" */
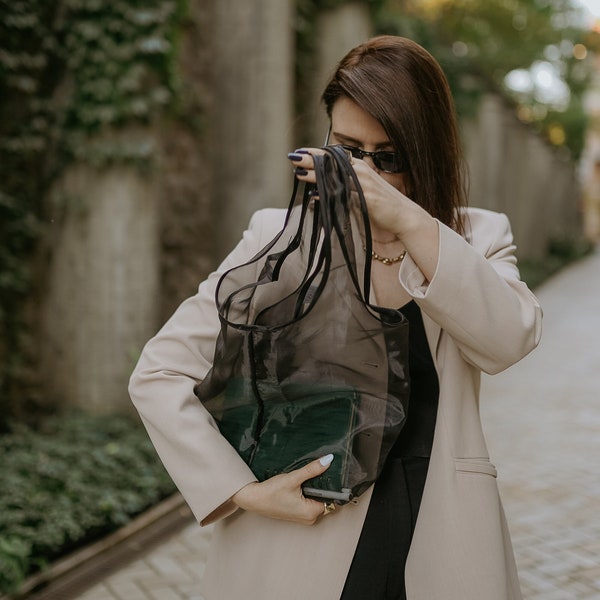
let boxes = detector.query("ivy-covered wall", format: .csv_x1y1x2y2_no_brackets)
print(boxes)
0,0,191,426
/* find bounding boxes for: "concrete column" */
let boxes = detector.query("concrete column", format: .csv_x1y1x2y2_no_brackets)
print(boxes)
462,93,580,260
307,3,373,146
211,0,295,259
40,163,160,414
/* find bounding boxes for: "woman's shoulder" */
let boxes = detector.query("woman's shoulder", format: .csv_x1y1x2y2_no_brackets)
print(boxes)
250,205,514,249
248,208,288,243
459,206,512,246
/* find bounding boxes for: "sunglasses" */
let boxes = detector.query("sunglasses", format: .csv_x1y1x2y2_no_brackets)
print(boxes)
339,145,407,174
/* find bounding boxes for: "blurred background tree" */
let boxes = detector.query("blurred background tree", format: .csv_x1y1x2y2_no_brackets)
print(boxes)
375,0,595,159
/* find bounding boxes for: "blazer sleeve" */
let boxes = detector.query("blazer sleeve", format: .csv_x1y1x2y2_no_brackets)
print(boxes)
129,209,284,525
399,209,542,375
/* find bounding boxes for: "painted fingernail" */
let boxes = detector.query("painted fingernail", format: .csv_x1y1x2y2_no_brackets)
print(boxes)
308,189,319,197
294,149,311,155
319,454,334,466
287,152,304,162
295,168,308,176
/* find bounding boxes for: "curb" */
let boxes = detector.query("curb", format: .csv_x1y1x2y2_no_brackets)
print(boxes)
3,493,194,600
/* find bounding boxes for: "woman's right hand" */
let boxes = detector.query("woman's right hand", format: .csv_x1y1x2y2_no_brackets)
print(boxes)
231,454,335,525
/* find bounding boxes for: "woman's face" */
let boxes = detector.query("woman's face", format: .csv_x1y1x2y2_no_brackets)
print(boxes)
329,96,407,194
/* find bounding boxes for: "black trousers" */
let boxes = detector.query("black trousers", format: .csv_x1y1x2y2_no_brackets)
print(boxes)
340,457,430,600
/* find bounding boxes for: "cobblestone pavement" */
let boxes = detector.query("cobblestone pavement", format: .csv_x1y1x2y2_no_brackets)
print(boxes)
77,249,600,600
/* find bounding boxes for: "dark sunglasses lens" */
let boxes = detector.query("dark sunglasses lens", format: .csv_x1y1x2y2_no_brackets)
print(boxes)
376,152,402,173
341,145,404,173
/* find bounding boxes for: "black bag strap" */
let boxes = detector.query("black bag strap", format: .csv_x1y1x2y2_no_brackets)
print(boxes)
314,146,404,325
217,146,405,331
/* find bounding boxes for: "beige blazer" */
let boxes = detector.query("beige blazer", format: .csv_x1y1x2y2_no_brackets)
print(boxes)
129,207,542,600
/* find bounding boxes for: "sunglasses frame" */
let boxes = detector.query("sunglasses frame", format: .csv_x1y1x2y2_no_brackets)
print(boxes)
339,145,406,174
323,127,406,174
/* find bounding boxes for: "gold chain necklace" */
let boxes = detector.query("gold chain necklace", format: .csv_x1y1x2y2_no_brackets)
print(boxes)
370,249,407,266
360,231,406,266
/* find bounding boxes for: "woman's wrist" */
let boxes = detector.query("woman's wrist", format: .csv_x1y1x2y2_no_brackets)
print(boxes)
394,205,440,282
390,196,431,240
231,481,259,510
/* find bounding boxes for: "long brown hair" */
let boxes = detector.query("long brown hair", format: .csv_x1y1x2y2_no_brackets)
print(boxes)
322,36,467,233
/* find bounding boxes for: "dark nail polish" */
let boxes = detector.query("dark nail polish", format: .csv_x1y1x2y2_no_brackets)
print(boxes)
287,152,304,162
294,149,311,155
295,168,308,176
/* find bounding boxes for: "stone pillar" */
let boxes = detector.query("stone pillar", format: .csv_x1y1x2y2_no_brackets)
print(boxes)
155,0,215,320
40,162,160,414
211,0,295,260
462,93,581,260
306,3,373,146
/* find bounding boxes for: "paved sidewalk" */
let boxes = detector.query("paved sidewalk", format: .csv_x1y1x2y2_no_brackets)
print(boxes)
480,248,600,599
76,522,212,600
76,250,600,600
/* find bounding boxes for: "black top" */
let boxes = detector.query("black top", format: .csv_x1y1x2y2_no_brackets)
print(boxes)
390,300,440,458
340,300,440,600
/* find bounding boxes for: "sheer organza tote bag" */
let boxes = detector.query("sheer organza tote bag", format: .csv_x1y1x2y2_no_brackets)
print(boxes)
194,145,410,503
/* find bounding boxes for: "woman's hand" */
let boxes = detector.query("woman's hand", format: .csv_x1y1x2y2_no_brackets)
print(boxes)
288,148,439,282
289,148,414,236
344,158,413,234
231,454,335,525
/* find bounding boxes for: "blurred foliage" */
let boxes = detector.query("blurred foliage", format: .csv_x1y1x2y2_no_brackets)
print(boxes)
0,0,187,428
0,0,55,430
374,0,594,159
374,1,487,118
0,411,176,594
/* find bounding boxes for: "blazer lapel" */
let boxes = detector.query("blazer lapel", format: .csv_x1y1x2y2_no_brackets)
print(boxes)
421,311,442,362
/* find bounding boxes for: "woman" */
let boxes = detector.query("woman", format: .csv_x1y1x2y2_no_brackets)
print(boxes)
129,36,541,599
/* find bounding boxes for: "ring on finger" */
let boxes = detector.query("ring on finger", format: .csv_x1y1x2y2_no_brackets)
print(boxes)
323,502,336,516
